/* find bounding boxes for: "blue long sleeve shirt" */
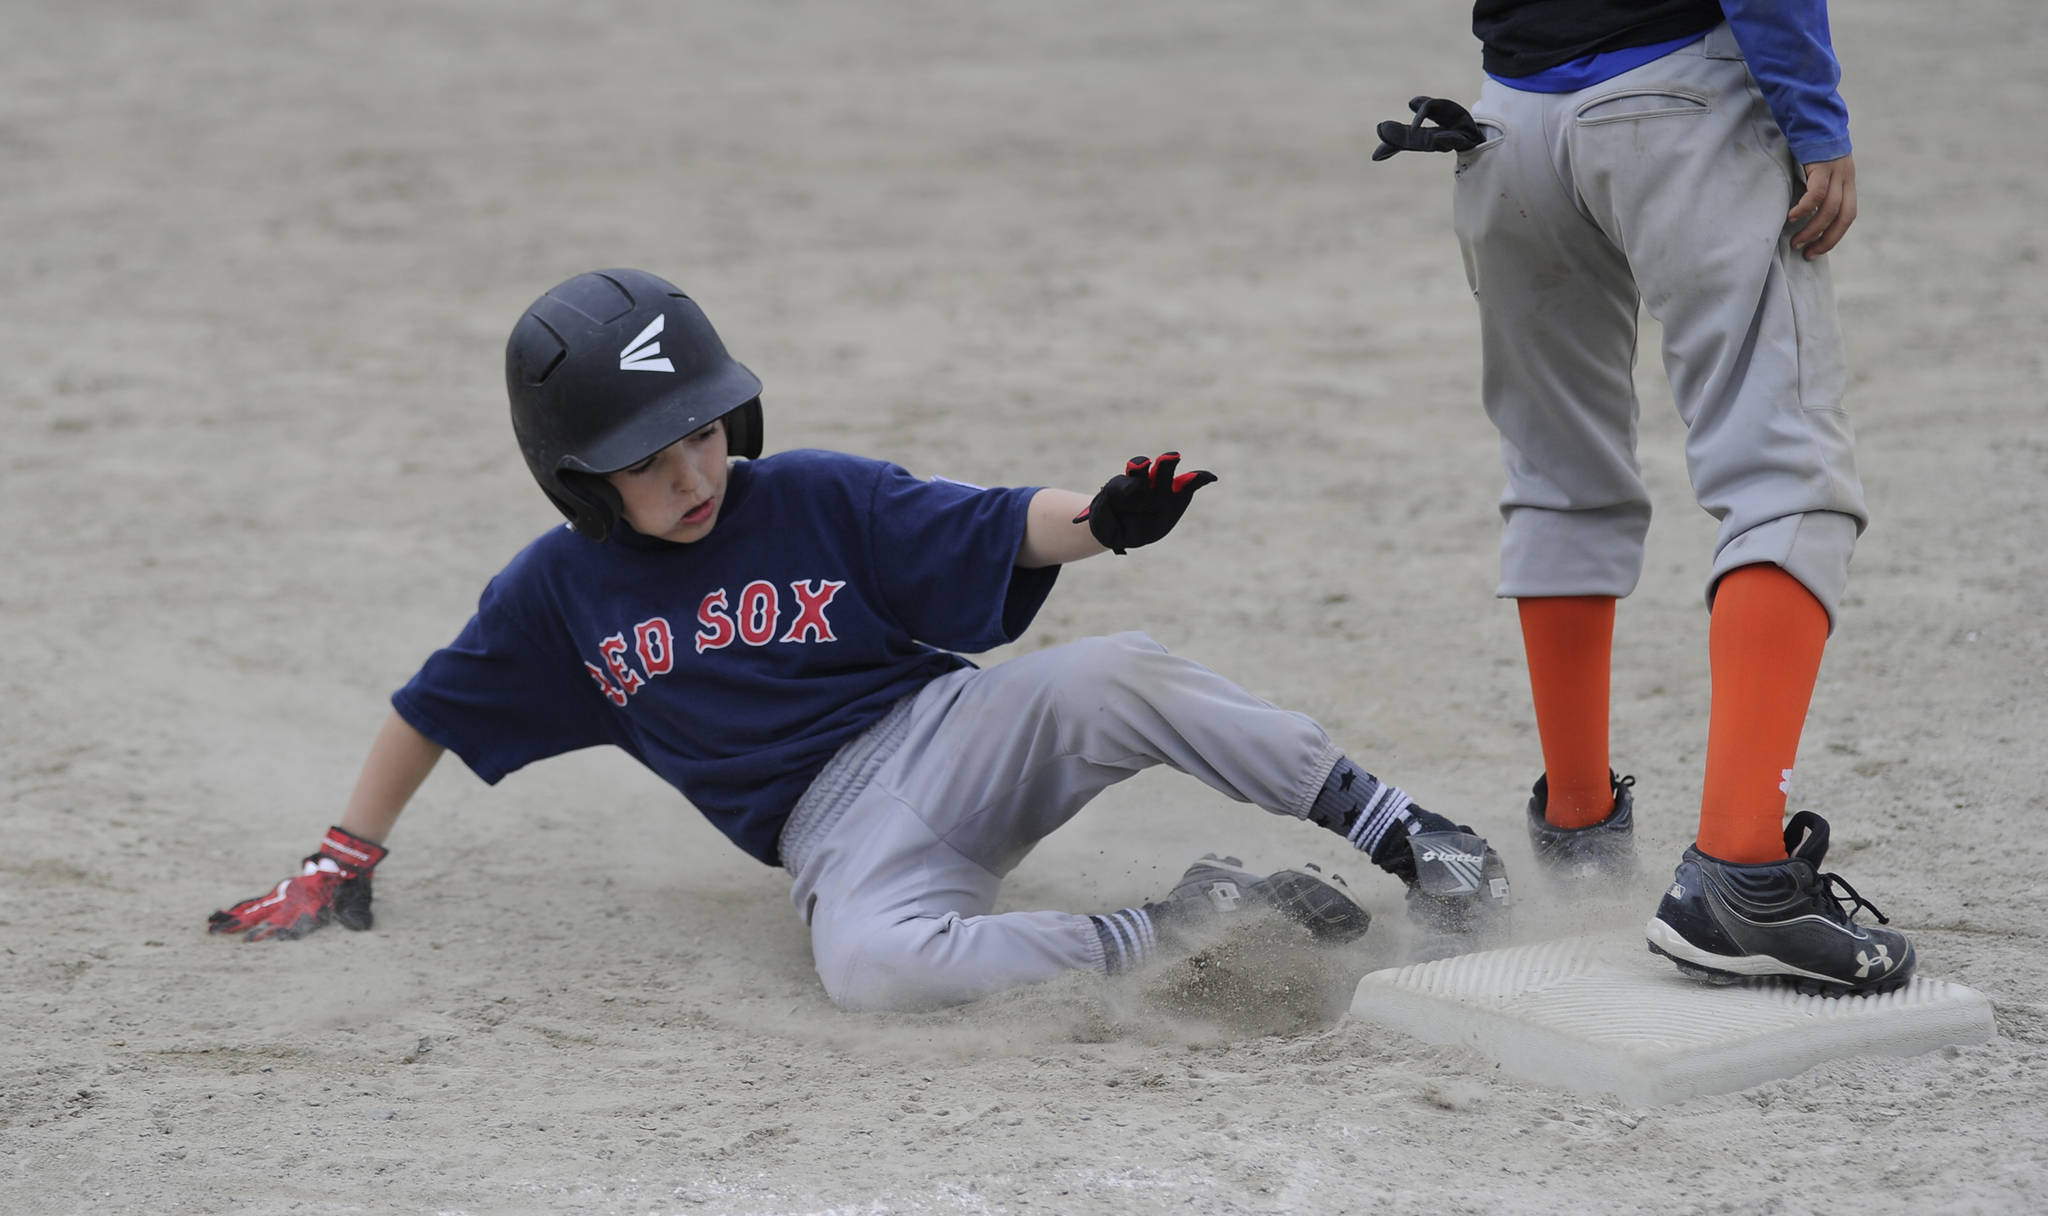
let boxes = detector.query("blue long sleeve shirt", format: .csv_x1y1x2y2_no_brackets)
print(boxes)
1489,0,1850,163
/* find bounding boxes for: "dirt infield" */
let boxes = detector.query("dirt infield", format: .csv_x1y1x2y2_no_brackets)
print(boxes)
5,2,2044,1213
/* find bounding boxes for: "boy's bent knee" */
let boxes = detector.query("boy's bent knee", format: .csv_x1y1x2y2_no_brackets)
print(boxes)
1030,632,1171,694
816,917,992,1013
1063,631,1167,666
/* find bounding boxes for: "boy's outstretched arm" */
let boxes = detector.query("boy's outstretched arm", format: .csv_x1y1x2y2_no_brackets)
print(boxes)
207,710,443,941
338,710,444,843
1016,451,1216,567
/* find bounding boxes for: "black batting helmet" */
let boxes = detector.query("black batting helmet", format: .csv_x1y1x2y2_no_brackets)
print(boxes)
506,268,764,539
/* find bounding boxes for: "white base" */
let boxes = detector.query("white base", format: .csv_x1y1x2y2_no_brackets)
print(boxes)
1348,934,1996,1106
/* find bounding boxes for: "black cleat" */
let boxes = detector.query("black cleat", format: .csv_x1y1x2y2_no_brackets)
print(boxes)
1258,864,1374,945
1401,828,1512,959
1149,854,1371,947
1526,772,1639,884
1646,811,1915,996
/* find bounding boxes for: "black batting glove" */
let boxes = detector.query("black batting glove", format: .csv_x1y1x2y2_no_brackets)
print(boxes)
1072,452,1217,554
1372,95,1483,161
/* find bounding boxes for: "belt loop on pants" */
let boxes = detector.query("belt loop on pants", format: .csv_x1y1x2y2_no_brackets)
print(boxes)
1699,21,1743,61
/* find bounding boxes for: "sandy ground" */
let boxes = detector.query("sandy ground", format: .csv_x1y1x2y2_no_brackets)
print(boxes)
5,2,2045,1213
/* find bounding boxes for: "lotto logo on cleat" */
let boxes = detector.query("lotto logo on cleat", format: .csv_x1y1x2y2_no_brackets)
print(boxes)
618,314,674,373
1855,944,1894,978
1418,847,1484,894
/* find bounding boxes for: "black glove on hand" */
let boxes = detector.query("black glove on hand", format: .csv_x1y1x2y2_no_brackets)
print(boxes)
1372,95,1484,161
1073,452,1217,554
208,825,388,941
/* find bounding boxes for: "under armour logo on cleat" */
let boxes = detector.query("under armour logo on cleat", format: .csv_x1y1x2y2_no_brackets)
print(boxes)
1855,944,1894,978
619,315,675,373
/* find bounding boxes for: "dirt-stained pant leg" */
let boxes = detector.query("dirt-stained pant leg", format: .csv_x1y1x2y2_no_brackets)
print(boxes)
781,633,1342,1012
1453,67,1654,599
1454,23,1865,622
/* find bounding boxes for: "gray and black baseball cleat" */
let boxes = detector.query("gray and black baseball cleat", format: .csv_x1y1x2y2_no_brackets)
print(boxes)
1148,854,1371,948
1525,771,1639,885
1646,811,1915,996
1402,828,1512,960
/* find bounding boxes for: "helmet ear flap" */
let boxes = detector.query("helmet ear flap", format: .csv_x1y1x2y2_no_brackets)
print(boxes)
724,398,764,459
553,471,624,540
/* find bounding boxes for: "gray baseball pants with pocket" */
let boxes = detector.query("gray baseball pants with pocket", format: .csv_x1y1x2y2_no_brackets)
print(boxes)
778,631,1342,1012
1450,22,1866,624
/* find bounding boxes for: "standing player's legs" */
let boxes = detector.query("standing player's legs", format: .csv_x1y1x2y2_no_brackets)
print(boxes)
1578,27,1866,862
1573,27,1909,991
1452,76,1645,867
782,633,1499,1011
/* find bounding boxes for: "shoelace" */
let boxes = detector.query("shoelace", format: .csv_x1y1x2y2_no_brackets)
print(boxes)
1820,870,1891,925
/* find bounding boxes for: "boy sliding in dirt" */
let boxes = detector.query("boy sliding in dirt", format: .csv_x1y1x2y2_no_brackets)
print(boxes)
209,268,1511,1010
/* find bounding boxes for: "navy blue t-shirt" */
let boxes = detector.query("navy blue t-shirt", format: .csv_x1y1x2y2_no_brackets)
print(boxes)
392,450,1059,866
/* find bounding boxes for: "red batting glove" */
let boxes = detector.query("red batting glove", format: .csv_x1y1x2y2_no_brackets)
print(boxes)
208,826,389,942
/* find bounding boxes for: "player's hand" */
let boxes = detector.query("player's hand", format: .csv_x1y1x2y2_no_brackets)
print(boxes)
1790,154,1857,259
1371,95,1484,161
208,825,389,942
1072,452,1217,554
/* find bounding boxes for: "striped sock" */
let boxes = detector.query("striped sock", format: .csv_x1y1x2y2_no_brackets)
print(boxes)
1308,757,1417,859
1090,908,1157,976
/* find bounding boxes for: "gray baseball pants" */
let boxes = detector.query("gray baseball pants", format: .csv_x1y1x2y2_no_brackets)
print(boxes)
1450,23,1866,623
778,632,1342,1012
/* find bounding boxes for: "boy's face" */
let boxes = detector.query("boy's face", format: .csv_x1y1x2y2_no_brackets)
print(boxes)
607,419,731,543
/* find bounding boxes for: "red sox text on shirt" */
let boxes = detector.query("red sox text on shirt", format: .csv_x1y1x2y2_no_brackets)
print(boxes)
582,578,848,707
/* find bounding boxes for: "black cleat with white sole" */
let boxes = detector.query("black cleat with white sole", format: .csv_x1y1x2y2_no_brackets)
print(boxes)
1646,811,1915,996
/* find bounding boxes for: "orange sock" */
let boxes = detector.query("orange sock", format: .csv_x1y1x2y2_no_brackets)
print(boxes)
1697,565,1829,863
1517,596,1616,829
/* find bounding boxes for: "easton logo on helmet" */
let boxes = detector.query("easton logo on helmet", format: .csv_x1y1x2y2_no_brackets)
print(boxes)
618,315,674,373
